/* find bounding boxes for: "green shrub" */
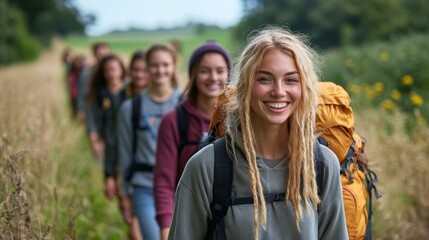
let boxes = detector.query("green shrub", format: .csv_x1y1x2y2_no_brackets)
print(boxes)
322,33,429,130
0,2,41,65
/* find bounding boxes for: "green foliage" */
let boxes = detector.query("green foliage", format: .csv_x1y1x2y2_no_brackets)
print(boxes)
236,0,429,48
11,0,90,45
0,1,41,64
0,0,90,65
322,33,429,130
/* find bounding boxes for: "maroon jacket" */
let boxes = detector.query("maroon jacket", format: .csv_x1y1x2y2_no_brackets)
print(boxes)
154,99,211,228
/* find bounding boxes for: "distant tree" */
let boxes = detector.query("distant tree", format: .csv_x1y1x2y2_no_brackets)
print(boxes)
235,0,429,48
0,0,41,64
10,0,93,45
1,0,92,64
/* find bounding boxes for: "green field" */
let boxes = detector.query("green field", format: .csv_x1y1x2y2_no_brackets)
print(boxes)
65,27,239,69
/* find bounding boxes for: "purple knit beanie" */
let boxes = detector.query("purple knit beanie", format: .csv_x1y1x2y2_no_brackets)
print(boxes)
188,40,231,77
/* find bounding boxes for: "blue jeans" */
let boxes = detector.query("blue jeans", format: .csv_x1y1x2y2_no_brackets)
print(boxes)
132,186,160,240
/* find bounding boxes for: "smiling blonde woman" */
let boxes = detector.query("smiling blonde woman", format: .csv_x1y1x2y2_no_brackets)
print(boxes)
169,27,348,240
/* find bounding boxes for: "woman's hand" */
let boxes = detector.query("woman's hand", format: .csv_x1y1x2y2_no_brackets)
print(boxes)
104,176,117,200
89,133,103,160
119,196,133,225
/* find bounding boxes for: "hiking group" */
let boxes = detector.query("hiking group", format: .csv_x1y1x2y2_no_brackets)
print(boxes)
62,26,380,240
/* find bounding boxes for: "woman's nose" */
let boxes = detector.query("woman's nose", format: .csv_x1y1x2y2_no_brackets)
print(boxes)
271,81,285,97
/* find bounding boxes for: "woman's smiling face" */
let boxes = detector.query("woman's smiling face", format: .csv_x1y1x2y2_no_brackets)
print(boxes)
148,50,175,85
195,52,228,100
250,49,302,127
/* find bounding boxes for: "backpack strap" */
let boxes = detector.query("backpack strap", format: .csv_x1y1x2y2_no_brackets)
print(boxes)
229,141,325,206
176,105,199,156
340,142,356,184
205,137,233,240
126,95,153,182
314,140,325,200
364,167,382,240
206,138,325,239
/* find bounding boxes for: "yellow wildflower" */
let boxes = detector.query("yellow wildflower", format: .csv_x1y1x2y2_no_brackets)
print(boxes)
379,52,389,62
374,82,384,93
410,92,423,107
380,99,396,111
401,74,414,86
391,89,401,100
348,83,361,94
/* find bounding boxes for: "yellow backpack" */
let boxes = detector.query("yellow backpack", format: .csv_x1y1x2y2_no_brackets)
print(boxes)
208,82,381,240
316,82,381,240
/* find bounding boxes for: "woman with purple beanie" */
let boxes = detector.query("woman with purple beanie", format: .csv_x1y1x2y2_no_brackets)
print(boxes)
154,41,231,240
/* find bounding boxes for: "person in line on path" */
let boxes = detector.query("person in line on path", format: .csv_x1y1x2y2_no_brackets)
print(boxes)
123,50,150,98
67,54,88,117
118,44,182,240
86,54,126,163
77,42,110,123
168,27,348,239
154,41,231,240
103,50,150,240
61,47,73,78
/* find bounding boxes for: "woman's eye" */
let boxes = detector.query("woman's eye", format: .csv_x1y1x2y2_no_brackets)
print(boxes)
199,69,209,74
217,69,226,75
285,78,298,84
258,77,271,83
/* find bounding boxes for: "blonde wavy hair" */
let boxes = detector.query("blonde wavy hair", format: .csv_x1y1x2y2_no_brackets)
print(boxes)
224,27,321,239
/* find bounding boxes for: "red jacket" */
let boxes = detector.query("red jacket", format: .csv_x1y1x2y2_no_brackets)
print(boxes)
154,98,211,228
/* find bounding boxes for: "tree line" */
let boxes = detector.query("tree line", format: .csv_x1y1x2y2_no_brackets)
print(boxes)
0,0,92,65
235,0,429,48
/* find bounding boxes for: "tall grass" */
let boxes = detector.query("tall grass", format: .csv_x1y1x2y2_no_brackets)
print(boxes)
354,107,429,239
0,39,126,239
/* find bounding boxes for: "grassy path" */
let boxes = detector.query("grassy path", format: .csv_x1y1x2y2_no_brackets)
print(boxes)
0,40,127,239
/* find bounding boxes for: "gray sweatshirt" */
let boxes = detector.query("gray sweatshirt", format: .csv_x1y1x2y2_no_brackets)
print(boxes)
118,88,181,195
169,142,348,240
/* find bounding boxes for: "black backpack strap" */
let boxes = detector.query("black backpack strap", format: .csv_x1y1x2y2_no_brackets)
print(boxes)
229,141,325,207
205,138,326,239
205,137,233,240
132,95,141,161
176,104,200,155
314,140,325,200
126,95,153,182
340,142,356,184
176,105,189,155
364,168,382,240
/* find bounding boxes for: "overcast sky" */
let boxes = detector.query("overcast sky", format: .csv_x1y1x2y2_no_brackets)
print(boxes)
74,0,244,36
